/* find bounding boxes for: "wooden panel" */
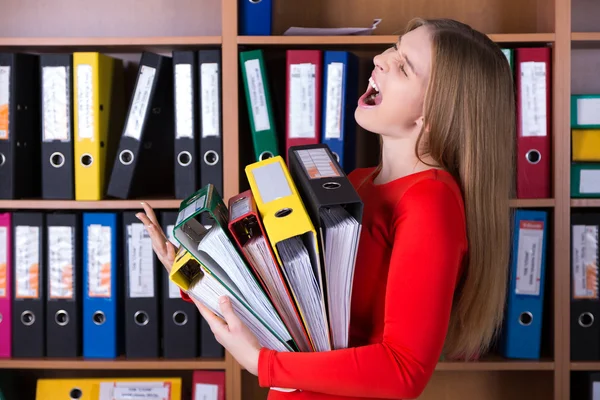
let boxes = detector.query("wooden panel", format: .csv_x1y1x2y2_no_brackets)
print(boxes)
0,199,181,210
0,358,226,370
571,48,600,94
572,0,600,32
271,0,554,35
0,0,221,37
572,199,600,207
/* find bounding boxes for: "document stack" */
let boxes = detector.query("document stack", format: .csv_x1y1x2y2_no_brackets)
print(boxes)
169,143,363,352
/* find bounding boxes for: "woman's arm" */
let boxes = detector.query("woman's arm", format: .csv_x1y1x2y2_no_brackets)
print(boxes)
256,179,467,399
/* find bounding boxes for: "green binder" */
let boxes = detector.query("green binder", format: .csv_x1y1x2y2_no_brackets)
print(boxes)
501,48,514,70
571,94,600,129
571,163,600,198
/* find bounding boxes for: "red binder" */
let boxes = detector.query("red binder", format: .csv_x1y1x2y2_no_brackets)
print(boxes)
0,213,10,358
285,50,322,162
515,47,552,199
192,370,225,400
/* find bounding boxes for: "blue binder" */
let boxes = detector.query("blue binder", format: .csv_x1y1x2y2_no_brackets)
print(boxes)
321,51,359,173
239,0,272,35
82,212,121,358
500,209,548,359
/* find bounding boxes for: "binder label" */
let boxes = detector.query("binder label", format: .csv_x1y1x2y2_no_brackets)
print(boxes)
177,194,207,226
201,63,220,138
48,226,75,299
324,62,344,140
289,63,316,139
175,63,194,139
580,169,600,194
297,148,341,179
244,59,270,132
230,196,251,222
515,220,544,296
520,61,547,137
42,66,71,142
87,224,112,298
577,98,600,125
15,226,40,299
76,64,94,140
99,381,171,400
127,223,155,298
0,66,9,140
195,383,219,400
572,225,599,299
0,226,6,298
124,65,156,141
252,162,292,203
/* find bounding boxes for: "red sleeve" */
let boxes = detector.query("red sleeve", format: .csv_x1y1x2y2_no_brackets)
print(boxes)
257,179,467,399
180,289,193,303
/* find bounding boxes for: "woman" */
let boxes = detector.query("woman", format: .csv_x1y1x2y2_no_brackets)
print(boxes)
137,17,515,399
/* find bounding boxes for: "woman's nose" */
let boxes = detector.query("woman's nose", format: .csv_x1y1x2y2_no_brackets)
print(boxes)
373,53,387,72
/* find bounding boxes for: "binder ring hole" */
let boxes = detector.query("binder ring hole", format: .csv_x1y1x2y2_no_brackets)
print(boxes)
50,152,65,168
526,149,541,164
204,150,219,166
250,0,262,3
80,153,93,167
93,311,106,325
21,310,35,326
55,310,70,326
177,151,192,167
322,182,341,190
518,311,533,326
134,311,149,326
275,208,292,218
332,152,340,162
0,153,5,167
579,312,595,328
70,388,83,400
119,149,134,166
259,151,273,161
173,311,188,326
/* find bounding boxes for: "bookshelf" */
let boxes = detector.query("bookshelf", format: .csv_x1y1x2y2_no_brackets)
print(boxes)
0,0,591,397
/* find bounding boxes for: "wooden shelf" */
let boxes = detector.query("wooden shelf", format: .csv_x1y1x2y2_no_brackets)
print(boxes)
0,36,221,51
571,199,600,207
238,33,555,46
436,359,554,371
571,362,600,371
0,358,227,370
509,199,555,208
572,32,600,41
0,199,182,210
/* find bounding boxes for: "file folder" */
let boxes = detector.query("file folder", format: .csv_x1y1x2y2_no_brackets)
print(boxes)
572,163,600,198
12,212,45,358
173,51,200,199
238,0,272,36
82,212,122,358
45,213,81,358
0,53,41,200
288,144,363,349
500,209,548,359
73,52,125,201
245,156,331,352
107,52,174,199
501,48,514,70
0,213,11,358
572,129,600,161
192,370,225,400
239,50,280,162
571,94,600,129
321,51,359,173
40,54,75,200
571,212,600,361
123,211,160,358
35,378,182,400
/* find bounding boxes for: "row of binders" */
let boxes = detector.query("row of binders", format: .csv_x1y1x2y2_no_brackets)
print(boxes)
0,209,224,359
570,94,600,198
0,49,223,201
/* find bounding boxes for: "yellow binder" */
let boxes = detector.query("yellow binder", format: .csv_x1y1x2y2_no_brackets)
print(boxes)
572,129,600,161
73,52,124,200
36,377,182,400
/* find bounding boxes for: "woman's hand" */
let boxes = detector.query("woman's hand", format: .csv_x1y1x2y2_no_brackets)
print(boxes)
135,202,177,273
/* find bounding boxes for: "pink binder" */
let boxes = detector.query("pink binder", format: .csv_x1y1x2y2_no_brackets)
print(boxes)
0,213,11,358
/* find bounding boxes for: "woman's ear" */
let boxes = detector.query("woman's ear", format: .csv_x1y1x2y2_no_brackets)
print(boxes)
416,116,430,132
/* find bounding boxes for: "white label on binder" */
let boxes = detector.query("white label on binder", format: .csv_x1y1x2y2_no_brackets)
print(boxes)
99,382,170,400
15,226,40,299
515,220,544,296
0,66,10,140
594,381,600,400
324,62,344,140
42,66,70,142
48,226,74,299
76,64,94,140
577,98,600,125
176,194,207,226
289,63,316,139
87,224,112,298
128,223,155,298
201,62,220,138
252,162,292,204
0,226,7,298
195,383,219,400
124,65,156,140
297,148,341,179
175,63,194,139
244,59,270,132
520,61,547,137
572,225,599,299
580,170,600,194
230,196,251,221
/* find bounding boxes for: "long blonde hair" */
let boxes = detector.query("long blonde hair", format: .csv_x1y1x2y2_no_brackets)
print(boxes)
401,18,516,360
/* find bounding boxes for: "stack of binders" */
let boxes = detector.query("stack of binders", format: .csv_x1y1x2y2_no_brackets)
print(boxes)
169,143,364,353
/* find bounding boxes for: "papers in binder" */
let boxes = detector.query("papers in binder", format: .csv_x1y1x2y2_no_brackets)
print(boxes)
283,19,382,36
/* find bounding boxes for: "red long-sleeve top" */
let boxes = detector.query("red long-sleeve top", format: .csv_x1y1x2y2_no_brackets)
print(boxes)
182,167,468,400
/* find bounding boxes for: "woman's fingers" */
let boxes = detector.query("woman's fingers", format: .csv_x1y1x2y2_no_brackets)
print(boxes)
140,202,161,227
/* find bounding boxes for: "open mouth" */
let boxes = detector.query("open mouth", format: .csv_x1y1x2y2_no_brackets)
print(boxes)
361,76,382,106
